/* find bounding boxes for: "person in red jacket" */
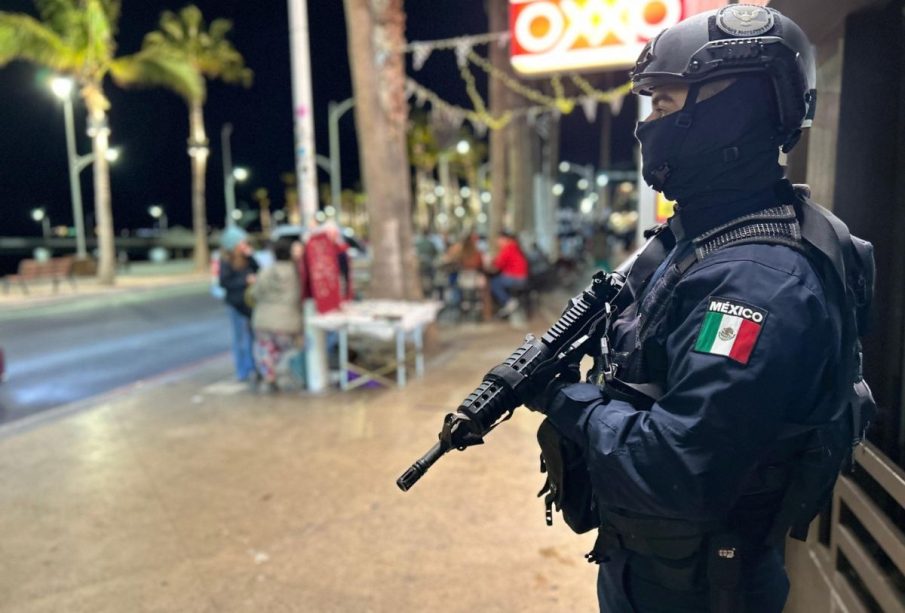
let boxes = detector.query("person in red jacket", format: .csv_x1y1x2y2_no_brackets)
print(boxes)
488,231,529,317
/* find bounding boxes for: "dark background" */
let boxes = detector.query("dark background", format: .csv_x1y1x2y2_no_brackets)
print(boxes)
0,1,637,242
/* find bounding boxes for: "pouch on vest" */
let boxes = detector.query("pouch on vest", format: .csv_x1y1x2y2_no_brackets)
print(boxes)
536,418,597,534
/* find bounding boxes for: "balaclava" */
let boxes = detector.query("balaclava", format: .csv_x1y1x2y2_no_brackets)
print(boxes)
634,77,783,214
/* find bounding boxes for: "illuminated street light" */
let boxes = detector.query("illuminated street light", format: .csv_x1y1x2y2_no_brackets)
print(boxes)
577,178,590,191
454,206,466,218
50,76,74,100
558,161,570,173
148,205,168,233
456,139,471,155
596,173,610,187
31,208,50,239
233,167,249,182
231,209,243,221
480,192,492,204
580,198,594,214
49,75,123,259
552,183,565,197
459,186,471,199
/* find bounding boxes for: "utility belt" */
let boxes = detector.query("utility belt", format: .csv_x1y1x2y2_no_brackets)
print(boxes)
591,508,754,613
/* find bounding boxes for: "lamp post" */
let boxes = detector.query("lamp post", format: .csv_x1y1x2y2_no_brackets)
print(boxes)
50,76,86,259
222,123,236,226
148,205,168,233
224,159,249,228
31,208,50,239
50,75,121,260
328,97,355,218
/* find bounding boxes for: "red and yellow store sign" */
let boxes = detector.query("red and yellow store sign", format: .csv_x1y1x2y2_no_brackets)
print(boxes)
509,0,688,75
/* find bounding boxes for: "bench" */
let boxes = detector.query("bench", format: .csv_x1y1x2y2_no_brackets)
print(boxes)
2,257,77,295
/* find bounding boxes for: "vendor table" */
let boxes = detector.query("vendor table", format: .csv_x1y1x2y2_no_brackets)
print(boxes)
308,300,442,391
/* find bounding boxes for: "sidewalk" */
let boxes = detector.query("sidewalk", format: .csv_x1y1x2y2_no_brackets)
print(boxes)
0,310,598,611
0,260,208,311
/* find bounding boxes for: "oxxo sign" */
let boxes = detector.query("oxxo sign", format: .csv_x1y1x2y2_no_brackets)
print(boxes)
510,0,686,75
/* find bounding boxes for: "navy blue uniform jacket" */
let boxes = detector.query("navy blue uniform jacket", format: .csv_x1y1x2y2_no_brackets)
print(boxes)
544,242,844,521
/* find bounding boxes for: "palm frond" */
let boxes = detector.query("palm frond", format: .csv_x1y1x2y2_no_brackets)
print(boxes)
143,5,253,89
179,5,203,39
208,18,232,42
157,10,184,45
110,49,204,103
100,0,121,27
0,12,78,70
83,0,116,71
34,0,78,36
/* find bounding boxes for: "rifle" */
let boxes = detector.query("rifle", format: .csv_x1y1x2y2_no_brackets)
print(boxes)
396,254,641,492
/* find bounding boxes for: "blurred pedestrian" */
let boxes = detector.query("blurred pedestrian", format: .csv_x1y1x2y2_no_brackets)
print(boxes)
218,226,259,383
251,238,304,393
442,230,484,305
488,231,529,317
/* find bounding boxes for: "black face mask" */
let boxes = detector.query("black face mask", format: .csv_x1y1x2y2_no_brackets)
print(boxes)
634,78,783,207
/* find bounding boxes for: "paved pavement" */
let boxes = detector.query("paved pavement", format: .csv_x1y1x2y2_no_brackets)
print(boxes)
0,300,599,612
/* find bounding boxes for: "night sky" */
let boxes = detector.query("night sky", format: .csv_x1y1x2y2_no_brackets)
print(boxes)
0,1,637,238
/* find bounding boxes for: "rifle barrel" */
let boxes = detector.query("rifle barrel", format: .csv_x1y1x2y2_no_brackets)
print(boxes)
396,441,446,491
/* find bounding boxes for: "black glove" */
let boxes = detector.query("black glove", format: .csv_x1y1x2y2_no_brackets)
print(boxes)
521,363,582,414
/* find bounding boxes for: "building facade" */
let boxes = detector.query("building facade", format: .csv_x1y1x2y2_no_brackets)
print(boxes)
768,0,905,610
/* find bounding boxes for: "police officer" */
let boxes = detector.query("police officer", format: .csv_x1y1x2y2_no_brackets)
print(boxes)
527,5,850,612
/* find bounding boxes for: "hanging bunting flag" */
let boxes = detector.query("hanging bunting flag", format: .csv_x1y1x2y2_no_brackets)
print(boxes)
609,92,626,116
580,97,598,123
412,43,432,71
454,39,473,68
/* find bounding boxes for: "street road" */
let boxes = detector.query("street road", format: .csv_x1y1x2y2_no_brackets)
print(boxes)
0,284,230,425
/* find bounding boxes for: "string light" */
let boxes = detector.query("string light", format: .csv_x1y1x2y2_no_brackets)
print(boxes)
403,34,632,132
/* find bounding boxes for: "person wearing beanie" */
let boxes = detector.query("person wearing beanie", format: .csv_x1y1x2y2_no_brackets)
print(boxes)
218,226,259,383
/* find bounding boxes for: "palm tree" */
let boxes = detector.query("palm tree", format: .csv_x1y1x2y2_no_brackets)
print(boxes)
0,0,202,285
142,5,252,272
407,112,439,232
344,0,421,300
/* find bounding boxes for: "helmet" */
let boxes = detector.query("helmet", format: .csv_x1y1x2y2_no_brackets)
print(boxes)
630,4,816,151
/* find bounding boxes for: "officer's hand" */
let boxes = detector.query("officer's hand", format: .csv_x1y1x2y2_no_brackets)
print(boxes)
521,363,581,414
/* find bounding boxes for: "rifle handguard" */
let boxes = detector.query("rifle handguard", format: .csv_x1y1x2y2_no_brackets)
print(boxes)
396,269,627,492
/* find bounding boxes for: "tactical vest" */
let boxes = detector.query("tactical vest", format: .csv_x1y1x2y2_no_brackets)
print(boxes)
554,188,874,613
601,187,875,546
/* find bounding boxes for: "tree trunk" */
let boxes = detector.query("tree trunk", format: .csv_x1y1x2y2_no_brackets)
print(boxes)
189,102,210,272
87,98,116,285
507,115,533,235
487,0,508,257
545,112,561,260
344,0,420,300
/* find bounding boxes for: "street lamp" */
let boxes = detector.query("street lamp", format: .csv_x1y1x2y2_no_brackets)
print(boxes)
148,205,168,233
456,139,471,155
221,123,243,227
328,97,355,217
31,208,50,239
221,122,249,228
49,75,120,260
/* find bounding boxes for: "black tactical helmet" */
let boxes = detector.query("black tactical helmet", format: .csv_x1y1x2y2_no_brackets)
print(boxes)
630,4,816,151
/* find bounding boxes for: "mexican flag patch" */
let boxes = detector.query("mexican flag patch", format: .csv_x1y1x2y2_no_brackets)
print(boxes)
694,297,767,365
